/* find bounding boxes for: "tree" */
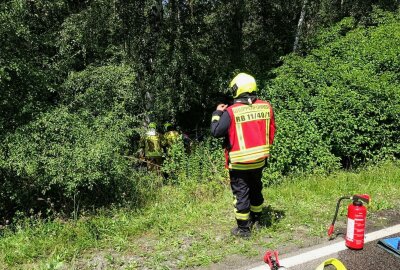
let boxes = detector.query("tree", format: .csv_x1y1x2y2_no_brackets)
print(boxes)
0,0,67,134
293,0,308,52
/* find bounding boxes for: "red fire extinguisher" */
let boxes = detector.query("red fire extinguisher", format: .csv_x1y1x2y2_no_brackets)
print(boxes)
327,194,371,249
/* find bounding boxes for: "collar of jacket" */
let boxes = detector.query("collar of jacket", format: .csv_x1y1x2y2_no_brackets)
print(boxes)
234,95,257,105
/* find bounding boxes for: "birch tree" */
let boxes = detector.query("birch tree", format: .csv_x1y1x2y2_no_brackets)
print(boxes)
293,0,308,52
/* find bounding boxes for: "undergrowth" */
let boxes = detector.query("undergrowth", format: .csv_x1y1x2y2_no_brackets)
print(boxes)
0,160,399,269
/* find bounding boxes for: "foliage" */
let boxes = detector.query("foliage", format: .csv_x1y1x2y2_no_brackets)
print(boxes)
0,0,399,222
57,0,124,71
264,9,400,176
162,137,227,185
263,110,340,185
0,0,66,133
0,2,399,268
0,65,144,219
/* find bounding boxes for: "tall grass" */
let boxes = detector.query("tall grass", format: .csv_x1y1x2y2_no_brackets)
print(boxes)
0,160,399,269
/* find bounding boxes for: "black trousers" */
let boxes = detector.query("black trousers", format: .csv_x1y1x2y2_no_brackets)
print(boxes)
229,168,264,215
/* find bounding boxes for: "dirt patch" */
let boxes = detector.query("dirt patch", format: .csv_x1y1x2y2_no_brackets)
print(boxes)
368,208,400,229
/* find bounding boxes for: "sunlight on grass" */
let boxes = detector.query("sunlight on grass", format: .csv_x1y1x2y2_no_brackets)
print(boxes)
0,161,399,269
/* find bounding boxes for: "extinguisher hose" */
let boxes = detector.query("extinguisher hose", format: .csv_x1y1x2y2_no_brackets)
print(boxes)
328,196,351,237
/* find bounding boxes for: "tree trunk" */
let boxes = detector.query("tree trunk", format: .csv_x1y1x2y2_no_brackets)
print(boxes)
293,0,308,52
232,0,244,68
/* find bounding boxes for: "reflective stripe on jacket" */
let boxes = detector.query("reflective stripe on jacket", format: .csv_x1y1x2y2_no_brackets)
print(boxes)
226,100,275,170
163,130,180,147
145,134,163,157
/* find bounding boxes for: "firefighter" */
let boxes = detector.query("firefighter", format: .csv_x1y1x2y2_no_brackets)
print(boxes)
162,122,181,153
161,122,183,180
163,122,191,154
141,122,163,171
210,73,276,238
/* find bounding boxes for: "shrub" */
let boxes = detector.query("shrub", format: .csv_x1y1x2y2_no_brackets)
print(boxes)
263,9,400,177
162,137,227,186
0,65,147,219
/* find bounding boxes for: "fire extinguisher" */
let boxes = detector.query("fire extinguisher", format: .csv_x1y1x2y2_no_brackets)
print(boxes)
327,194,371,250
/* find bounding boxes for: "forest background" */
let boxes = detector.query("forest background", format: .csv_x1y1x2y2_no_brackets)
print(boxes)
0,0,399,269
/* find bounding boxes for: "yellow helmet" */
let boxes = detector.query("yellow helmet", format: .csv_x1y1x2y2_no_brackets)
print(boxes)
149,122,157,129
164,122,172,132
229,73,257,98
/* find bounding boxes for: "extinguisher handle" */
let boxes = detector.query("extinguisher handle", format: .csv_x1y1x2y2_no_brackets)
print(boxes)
353,194,370,204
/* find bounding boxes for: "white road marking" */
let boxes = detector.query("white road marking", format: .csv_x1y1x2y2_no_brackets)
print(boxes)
248,224,400,270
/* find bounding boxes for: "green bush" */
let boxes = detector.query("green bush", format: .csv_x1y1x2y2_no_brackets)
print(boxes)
263,9,400,178
263,110,340,185
0,65,147,219
162,138,227,185
2,8,400,221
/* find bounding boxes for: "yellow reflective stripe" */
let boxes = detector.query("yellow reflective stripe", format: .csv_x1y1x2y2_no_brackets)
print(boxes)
229,145,270,163
231,152,268,163
315,258,347,270
230,145,269,158
229,160,265,170
211,115,220,122
236,123,246,149
234,210,250,221
250,204,263,213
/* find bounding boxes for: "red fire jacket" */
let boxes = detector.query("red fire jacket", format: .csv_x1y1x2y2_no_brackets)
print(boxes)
225,99,275,170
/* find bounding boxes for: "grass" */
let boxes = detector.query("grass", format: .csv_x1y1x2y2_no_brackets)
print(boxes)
0,160,399,269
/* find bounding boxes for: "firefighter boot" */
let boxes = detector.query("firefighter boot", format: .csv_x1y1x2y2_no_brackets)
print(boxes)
250,211,262,230
231,219,251,238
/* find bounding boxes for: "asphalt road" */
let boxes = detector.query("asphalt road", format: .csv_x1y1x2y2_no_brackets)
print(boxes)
288,232,400,270
243,224,400,270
